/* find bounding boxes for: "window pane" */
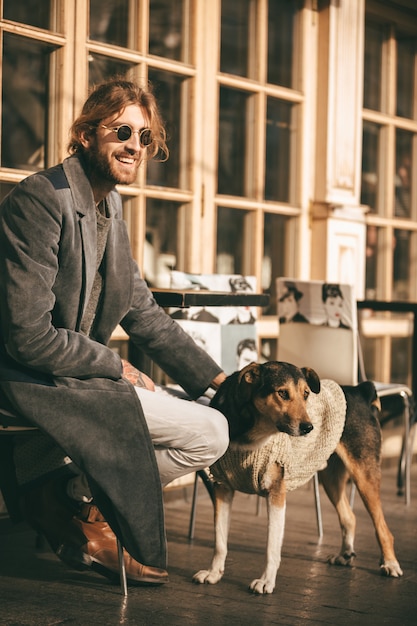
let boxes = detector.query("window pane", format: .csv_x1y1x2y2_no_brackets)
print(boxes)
220,0,251,77
145,199,185,288
216,207,251,275
363,335,411,389
391,337,411,386
263,213,289,315
365,225,381,299
363,22,385,111
395,130,412,219
361,335,377,381
149,0,185,62
361,121,380,214
267,0,298,88
218,88,249,196
265,98,294,202
1,34,53,170
147,70,185,188
3,0,53,31
89,0,131,48
396,34,417,119
393,229,412,300
88,53,135,87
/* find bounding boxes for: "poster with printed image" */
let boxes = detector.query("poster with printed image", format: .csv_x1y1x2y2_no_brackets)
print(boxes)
169,271,259,373
276,278,356,331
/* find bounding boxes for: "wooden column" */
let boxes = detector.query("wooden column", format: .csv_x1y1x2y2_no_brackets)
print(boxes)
311,0,367,298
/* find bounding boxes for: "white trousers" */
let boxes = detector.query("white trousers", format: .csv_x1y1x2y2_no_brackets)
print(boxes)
135,385,229,487
16,385,229,495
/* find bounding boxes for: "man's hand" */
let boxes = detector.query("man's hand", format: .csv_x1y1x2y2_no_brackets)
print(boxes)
121,359,155,391
210,371,227,390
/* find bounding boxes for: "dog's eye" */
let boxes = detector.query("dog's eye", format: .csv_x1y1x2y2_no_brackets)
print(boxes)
278,389,289,400
304,389,310,400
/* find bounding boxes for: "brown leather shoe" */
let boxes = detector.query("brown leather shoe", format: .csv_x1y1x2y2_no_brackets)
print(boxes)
56,504,169,585
21,476,168,585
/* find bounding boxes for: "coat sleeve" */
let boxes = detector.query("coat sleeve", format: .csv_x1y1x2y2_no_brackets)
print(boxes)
0,176,122,380
120,263,223,399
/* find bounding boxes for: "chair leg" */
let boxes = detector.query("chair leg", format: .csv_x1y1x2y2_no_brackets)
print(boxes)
117,537,127,596
313,473,323,539
396,392,411,505
256,495,262,516
188,472,199,540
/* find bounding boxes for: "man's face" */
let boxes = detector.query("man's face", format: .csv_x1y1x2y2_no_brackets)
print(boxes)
82,104,150,187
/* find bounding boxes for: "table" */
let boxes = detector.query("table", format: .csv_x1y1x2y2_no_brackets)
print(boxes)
357,299,417,399
152,288,270,309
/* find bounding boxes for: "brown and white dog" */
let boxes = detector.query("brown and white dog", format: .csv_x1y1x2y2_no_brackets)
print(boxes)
193,361,403,594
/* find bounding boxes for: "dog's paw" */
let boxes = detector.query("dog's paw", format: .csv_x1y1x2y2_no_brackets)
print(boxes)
193,569,223,585
327,551,356,567
249,577,275,595
380,560,403,577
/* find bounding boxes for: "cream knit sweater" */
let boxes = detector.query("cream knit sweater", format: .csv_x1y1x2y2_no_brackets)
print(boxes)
210,379,346,494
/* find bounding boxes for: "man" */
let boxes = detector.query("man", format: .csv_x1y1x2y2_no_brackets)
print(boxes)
0,79,229,585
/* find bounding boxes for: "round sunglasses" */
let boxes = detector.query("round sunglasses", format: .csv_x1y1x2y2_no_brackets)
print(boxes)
100,124,153,147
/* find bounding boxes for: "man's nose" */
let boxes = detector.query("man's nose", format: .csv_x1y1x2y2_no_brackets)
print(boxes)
125,132,142,151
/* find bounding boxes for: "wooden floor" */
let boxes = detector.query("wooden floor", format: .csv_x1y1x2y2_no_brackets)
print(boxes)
1,463,416,626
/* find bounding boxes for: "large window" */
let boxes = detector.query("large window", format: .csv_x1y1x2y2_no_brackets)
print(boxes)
0,0,305,352
361,6,417,388
217,0,303,318
362,17,417,302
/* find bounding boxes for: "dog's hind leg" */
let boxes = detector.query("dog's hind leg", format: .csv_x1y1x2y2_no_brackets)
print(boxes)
319,452,357,567
193,482,234,585
249,463,286,595
335,443,403,577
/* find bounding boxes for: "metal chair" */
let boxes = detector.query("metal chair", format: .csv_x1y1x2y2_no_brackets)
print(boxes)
0,403,128,595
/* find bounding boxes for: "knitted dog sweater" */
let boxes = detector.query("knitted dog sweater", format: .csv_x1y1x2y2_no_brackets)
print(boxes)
210,379,346,494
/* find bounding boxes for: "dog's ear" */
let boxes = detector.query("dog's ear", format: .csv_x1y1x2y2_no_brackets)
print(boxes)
238,362,260,384
301,367,321,394
237,362,261,400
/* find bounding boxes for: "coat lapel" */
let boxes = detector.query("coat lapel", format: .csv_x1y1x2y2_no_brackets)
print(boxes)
63,157,98,325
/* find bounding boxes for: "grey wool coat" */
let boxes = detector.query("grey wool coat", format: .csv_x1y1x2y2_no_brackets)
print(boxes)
0,154,223,569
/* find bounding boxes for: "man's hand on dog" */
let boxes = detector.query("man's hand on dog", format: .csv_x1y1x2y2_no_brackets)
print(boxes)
121,359,155,391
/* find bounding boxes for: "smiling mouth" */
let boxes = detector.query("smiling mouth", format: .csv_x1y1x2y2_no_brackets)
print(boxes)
116,154,138,166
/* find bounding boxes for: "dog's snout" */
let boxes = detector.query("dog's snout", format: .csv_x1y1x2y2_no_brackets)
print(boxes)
300,422,313,435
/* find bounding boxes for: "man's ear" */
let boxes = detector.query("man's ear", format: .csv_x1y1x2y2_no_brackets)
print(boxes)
79,128,94,149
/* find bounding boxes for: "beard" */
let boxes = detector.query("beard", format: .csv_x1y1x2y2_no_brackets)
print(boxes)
82,137,140,186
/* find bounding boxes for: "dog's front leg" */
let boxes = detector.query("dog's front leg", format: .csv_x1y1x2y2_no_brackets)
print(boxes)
249,464,286,595
193,482,234,585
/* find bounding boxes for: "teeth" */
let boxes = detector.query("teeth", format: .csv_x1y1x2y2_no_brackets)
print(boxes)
118,156,134,164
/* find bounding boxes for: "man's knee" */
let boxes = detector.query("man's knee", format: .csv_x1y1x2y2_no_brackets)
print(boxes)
203,409,229,462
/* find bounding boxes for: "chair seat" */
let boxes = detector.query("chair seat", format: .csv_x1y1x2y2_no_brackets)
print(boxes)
373,381,412,397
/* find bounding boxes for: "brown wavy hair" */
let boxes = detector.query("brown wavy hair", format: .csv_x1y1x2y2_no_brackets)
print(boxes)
67,78,169,161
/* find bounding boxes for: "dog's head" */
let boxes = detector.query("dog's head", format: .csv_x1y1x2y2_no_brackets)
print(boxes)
211,361,321,447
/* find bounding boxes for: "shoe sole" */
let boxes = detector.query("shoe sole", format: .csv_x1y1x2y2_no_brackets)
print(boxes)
56,544,168,585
